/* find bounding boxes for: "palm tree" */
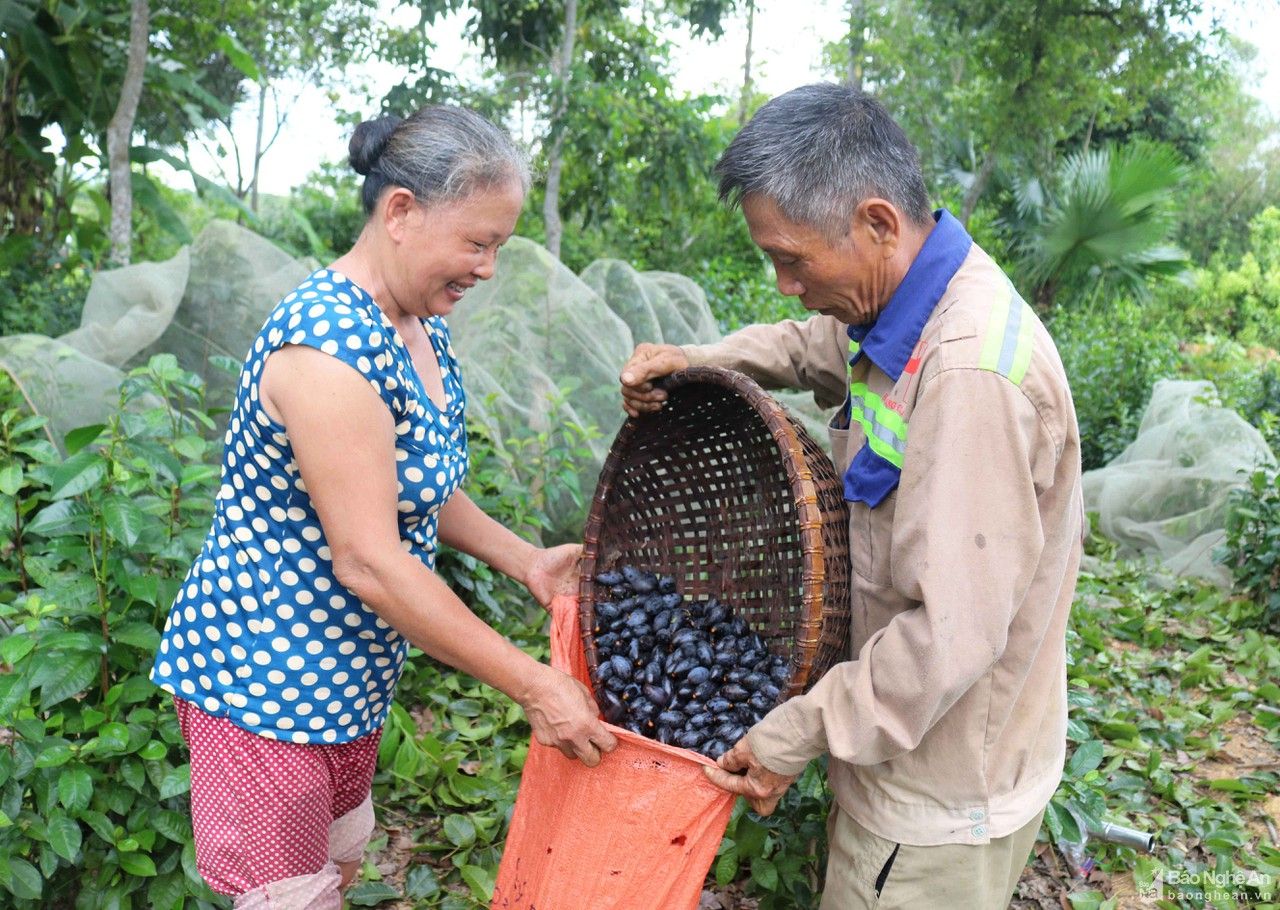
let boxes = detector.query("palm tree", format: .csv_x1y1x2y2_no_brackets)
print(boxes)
1014,142,1189,309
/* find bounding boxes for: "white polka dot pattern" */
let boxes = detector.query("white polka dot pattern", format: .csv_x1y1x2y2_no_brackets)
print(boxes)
150,269,468,743
174,697,381,896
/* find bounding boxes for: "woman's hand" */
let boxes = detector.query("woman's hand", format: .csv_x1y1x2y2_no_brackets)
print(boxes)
518,664,618,766
524,543,582,609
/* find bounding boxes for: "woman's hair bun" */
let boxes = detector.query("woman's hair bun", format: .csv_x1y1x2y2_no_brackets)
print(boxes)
348,115,404,176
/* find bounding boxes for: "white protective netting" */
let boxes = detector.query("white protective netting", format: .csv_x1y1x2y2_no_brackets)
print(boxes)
0,221,829,539
1083,379,1276,587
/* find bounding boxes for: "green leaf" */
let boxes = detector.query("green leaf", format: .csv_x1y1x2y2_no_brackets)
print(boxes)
47,811,82,861
49,449,108,500
39,652,99,711
131,172,193,245
97,722,130,753
405,864,439,898
459,864,494,902
715,847,739,886
181,839,201,887
103,496,146,546
121,756,146,791
80,707,107,732
11,414,46,436
443,814,476,847
158,763,190,799
0,672,30,717
138,740,168,761
346,881,401,906
173,434,206,459
35,739,73,768
80,809,118,845
147,871,187,910
119,851,157,877
751,857,779,891
0,461,21,495
215,33,261,81
24,498,89,536
449,698,483,717
123,574,161,607
58,767,93,813
392,739,419,778
735,815,767,857
1065,740,1105,778
18,19,83,113
0,633,34,665
113,621,161,652
63,424,106,455
151,809,191,844
3,856,42,899
38,631,101,654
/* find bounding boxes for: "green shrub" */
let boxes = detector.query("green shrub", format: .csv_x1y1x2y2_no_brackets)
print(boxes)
698,254,806,334
1221,468,1280,632
0,356,225,909
1049,294,1184,470
1182,206,1280,348
257,164,365,262
0,240,93,339
1179,338,1280,455
711,761,830,908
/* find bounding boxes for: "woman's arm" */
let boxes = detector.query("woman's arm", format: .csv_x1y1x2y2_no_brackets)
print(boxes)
437,490,538,583
438,492,581,608
261,344,614,764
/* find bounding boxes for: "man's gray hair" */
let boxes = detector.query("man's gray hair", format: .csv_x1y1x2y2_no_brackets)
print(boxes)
349,105,531,215
715,84,931,238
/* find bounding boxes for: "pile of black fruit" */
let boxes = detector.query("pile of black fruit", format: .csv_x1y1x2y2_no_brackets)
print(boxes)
590,565,791,760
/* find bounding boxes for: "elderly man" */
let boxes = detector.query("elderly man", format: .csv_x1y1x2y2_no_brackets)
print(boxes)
620,84,1083,909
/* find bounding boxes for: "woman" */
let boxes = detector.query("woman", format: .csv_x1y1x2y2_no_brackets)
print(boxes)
149,105,616,910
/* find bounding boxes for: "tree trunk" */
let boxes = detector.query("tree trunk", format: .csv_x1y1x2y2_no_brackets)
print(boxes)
250,81,267,213
736,0,755,125
959,150,996,226
106,0,149,267
542,0,578,260
0,62,44,235
846,0,864,89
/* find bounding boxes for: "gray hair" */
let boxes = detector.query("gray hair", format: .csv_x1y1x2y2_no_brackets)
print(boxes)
715,84,932,239
349,105,530,215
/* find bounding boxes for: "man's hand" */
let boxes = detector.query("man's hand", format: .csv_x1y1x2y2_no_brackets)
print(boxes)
524,543,582,610
703,735,797,816
619,343,689,417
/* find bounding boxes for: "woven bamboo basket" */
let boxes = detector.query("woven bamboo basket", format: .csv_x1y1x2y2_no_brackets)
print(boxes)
579,366,851,700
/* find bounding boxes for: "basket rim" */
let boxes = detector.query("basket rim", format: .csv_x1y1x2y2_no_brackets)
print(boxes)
577,365,832,699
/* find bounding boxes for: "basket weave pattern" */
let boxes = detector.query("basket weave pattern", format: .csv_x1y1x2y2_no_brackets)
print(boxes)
579,367,851,699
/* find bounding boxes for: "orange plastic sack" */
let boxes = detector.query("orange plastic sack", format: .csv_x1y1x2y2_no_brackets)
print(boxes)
491,594,735,910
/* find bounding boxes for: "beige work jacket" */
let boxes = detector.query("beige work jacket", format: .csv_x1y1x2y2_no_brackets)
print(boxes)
681,243,1083,846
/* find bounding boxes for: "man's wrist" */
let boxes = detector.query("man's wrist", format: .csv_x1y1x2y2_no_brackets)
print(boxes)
748,701,822,776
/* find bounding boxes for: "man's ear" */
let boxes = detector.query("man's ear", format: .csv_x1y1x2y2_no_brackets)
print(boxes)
856,198,902,258
381,188,417,243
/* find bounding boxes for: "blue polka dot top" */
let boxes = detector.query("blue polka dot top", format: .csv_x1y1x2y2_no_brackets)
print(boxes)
150,269,468,744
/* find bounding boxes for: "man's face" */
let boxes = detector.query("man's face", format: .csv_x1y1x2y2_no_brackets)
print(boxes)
742,194,896,326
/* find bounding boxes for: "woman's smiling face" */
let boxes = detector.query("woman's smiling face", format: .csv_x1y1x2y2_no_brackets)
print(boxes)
388,180,525,319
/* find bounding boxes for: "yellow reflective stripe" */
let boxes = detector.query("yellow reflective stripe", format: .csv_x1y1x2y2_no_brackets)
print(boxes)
1006,306,1036,386
979,283,1035,386
979,288,1011,373
849,382,906,468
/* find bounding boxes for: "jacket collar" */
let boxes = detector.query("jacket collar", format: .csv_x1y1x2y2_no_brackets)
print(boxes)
846,209,972,380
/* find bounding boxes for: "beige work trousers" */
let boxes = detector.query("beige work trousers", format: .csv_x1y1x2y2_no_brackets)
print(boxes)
819,806,1046,910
